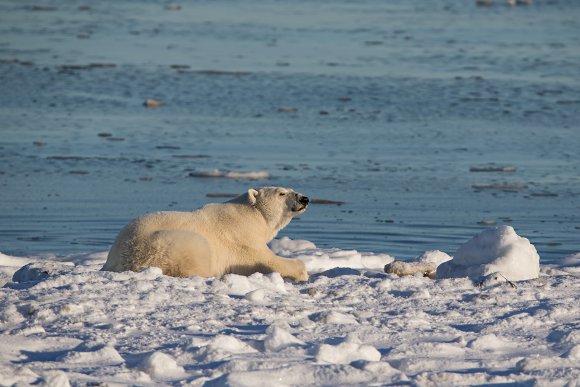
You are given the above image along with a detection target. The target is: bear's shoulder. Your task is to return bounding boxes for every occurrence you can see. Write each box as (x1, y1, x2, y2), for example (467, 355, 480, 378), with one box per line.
(197, 200, 255, 219)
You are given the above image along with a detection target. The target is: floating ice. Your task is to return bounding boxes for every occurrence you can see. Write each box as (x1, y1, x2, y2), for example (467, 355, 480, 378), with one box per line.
(188, 169, 271, 180)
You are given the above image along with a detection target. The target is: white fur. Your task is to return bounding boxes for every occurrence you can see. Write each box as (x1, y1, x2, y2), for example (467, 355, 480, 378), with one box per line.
(102, 187, 309, 281)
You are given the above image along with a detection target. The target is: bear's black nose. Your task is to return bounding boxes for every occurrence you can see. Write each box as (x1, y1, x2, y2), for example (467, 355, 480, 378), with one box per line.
(299, 196, 309, 205)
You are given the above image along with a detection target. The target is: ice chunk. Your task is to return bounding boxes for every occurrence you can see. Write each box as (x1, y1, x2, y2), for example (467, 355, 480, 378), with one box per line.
(437, 226, 539, 281)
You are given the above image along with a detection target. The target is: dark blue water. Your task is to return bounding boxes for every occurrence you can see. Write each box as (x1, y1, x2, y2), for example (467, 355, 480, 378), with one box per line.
(1, 0, 579, 262)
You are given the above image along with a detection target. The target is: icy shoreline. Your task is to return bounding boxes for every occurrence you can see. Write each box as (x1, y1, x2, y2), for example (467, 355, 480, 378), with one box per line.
(1, 235, 578, 386)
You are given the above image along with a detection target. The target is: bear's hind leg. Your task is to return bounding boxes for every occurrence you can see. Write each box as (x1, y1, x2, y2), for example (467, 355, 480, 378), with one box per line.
(147, 230, 213, 277)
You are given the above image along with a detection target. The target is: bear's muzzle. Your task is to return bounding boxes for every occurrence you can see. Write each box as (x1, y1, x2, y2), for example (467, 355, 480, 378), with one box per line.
(292, 194, 309, 212)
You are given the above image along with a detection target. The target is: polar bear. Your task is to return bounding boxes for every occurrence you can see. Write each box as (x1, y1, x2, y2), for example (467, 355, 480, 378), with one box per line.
(102, 187, 309, 281)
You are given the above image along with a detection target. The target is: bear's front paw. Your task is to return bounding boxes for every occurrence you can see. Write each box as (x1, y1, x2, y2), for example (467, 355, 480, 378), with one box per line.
(294, 266, 309, 282)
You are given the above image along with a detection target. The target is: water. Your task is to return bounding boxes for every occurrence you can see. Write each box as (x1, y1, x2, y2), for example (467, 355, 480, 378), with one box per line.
(1, 0, 579, 262)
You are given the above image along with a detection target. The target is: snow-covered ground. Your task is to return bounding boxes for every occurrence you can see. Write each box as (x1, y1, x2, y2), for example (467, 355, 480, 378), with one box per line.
(1, 229, 579, 386)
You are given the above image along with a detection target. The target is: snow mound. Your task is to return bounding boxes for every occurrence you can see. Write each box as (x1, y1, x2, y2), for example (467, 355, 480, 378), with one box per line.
(244, 288, 268, 303)
(557, 253, 580, 275)
(138, 352, 185, 380)
(219, 272, 287, 296)
(264, 325, 305, 352)
(310, 310, 359, 325)
(316, 340, 381, 364)
(0, 252, 39, 268)
(209, 362, 394, 386)
(197, 335, 259, 362)
(12, 262, 74, 283)
(40, 371, 70, 387)
(271, 236, 394, 273)
(563, 345, 580, 360)
(269, 237, 317, 253)
(60, 345, 124, 366)
(208, 335, 258, 354)
(468, 334, 514, 352)
(0, 252, 41, 286)
(437, 226, 540, 281)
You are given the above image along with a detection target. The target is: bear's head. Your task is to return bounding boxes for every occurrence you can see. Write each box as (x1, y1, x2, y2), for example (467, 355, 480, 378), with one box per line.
(247, 186, 309, 234)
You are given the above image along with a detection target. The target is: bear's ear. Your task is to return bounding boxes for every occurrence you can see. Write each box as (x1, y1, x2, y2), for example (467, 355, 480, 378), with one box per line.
(247, 188, 259, 205)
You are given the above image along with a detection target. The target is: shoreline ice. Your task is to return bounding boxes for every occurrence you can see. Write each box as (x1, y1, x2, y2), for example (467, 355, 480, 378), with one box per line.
(1, 228, 578, 385)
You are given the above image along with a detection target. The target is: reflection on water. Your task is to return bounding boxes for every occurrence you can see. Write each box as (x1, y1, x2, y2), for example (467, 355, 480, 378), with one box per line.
(0, 0, 579, 262)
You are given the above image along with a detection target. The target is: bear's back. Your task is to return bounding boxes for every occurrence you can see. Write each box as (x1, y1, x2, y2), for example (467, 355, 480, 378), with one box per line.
(119, 202, 261, 247)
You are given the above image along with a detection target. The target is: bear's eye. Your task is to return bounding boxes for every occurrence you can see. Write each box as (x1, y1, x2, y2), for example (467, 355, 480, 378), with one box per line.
(278, 192, 287, 197)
